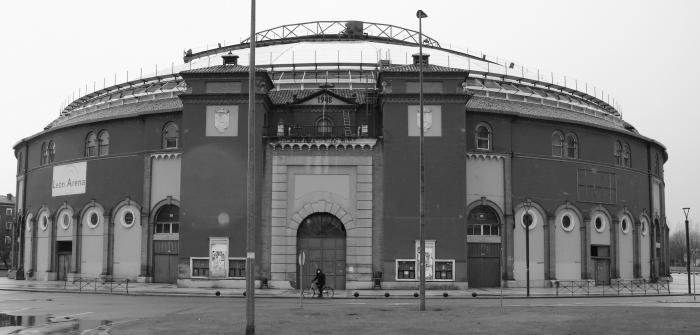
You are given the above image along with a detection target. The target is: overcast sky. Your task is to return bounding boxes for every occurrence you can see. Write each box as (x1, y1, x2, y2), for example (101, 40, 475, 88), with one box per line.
(1, 0, 698, 232)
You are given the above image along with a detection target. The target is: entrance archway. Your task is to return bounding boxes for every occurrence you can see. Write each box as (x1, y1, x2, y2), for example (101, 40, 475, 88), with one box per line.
(297, 213, 346, 290)
(466, 205, 501, 287)
(153, 204, 179, 284)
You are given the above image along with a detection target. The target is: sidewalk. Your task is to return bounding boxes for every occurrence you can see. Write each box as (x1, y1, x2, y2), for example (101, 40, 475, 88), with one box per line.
(0, 274, 693, 299)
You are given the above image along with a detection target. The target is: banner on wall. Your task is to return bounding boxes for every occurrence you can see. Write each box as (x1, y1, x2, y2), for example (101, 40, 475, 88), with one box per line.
(52, 162, 87, 197)
(415, 240, 436, 280)
(209, 237, 229, 278)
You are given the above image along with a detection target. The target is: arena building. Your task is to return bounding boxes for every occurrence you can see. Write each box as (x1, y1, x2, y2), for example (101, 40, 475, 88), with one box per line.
(12, 20, 669, 289)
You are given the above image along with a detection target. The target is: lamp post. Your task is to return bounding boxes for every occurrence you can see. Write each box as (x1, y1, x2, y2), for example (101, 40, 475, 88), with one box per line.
(523, 199, 533, 297)
(683, 207, 691, 296)
(416, 8, 428, 312)
(246, 0, 257, 333)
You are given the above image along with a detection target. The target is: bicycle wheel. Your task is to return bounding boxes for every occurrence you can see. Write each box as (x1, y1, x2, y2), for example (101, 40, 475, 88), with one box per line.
(323, 287, 334, 298)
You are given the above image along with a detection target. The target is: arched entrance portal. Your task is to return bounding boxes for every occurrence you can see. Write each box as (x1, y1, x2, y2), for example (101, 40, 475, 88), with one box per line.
(153, 204, 179, 284)
(466, 205, 501, 287)
(297, 213, 346, 290)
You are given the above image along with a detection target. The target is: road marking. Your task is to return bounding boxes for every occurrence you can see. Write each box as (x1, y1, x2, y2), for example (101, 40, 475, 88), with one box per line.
(80, 319, 138, 335)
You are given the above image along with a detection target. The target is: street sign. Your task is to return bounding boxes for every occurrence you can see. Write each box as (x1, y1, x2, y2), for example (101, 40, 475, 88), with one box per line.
(298, 251, 306, 266)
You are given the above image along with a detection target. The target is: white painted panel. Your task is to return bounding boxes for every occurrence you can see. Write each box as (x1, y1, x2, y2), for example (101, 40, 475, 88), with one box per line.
(640, 222, 651, 279)
(466, 157, 504, 210)
(555, 210, 581, 280)
(618, 228, 634, 279)
(652, 180, 661, 218)
(151, 157, 181, 209)
(513, 208, 545, 281)
(113, 206, 141, 279)
(81, 218, 104, 277)
(590, 213, 610, 246)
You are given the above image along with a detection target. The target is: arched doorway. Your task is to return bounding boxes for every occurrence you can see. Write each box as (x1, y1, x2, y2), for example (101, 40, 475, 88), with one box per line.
(466, 205, 501, 287)
(153, 204, 179, 283)
(297, 213, 346, 290)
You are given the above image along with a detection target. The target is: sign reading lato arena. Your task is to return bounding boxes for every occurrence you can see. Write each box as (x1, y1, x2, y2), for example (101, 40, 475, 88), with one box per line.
(52, 162, 87, 197)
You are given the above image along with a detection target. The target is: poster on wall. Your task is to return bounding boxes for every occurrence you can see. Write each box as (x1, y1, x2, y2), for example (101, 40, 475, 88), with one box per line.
(415, 240, 435, 280)
(209, 237, 229, 278)
(52, 162, 87, 197)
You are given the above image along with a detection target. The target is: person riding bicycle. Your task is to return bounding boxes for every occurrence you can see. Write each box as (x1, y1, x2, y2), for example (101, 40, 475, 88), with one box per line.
(311, 268, 326, 298)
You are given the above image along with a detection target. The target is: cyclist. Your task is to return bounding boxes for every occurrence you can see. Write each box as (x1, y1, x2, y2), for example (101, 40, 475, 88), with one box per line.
(311, 268, 326, 298)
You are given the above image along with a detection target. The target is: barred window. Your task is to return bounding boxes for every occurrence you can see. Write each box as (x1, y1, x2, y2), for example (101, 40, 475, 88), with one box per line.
(397, 260, 416, 280)
(98, 130, 110, 156)
(228, 259, 246, 278)
(191, 258, 209, 277)
(622, 143, 631, 168)
(85, 132, 97, 157)
(40, 142, 48, 165)
(434, 261, 454, 280)
(552, 131, 564, 157)
(614, 141, 622, 165)
(163, 122, 179, 149)
(48, 141, 55, 163)
(475, 123, 492, 151)
(566, 133, 578, 159)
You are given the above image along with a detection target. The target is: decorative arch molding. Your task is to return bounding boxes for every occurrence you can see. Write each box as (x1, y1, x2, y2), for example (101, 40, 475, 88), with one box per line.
(465, 197, 505, 226)
(638, 211, 651, 228)
(513, 199, 547, 219)
(149, 197, 181, 225)
(110, 197, 143, 219)
(78, 200, 106, 221)
(54, 202, 76, 231)
(616, 207, 635, 233)
(289, 200, 354, 232)
(589, 205, 613, 222)
(25, 212, 35, 232)
(36, 205, 53, 231)
(553, 201, 583, 222)
(513, 199, 548, 230)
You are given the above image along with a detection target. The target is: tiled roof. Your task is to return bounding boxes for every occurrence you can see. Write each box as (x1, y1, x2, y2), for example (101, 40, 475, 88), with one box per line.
(380, 64, 466, 73)
(466, 96, 626, 131)
(0, 195, 15, 205)
(47, 98, 183, 129)
(180, 65, 268, 74)
(268, 89, 370, 105)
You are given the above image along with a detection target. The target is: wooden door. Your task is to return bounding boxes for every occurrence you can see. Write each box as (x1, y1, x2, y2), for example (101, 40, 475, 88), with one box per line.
(57, 253, 70, 281)
(154, 240, 179, 284)
(297, 213, 346, 290)
(467, 243, 500, 287)
(595, 259, 610, 285)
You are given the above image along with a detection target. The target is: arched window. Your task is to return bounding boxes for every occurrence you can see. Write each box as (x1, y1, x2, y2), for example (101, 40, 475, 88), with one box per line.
(48, 141, 55, 163)
(614, 141, 622, 165)
(162, 122, 179, 149)
(565, 133, 578, 159)
(316, 117, 333, 136)
(85, 132, 97, 157)
(475, 123, 492, 151)
(551, 131, 564, 157)
(622, 143, 631, 167)
(98, 130, 110, 156)
(467, 205, 499, 236)
(155, 204, 179, 234)
(40, 142, 47, 165)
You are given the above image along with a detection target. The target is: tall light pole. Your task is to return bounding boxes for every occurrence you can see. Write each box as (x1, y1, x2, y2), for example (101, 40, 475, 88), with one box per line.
(246, 0, 257, 333)
(684, 207, 691, 296)
(523, 199, 532, 297)
(416, 9, 428, 312)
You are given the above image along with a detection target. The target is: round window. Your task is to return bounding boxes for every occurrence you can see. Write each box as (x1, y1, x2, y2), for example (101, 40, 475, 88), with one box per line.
(561, 214, 574, 232)
(641, 221, 648, 236)
(40, 216, 48, 231)
(121, 209, 135, 228)
(87, 211, 101, 229)
(60, 213, 71, 230)
(621, 218, 630, 234)
(594, 216, 606, 233)
(26, 216, 33, 231)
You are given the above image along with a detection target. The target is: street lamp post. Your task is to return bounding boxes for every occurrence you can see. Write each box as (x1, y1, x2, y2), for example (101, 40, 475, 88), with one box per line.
(523, 199, 533, 297)
(683, 207, 691, 296)
(416, 8, 428, 312)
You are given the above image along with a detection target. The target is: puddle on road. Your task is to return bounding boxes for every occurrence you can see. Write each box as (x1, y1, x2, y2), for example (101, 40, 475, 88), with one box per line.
(0, 313, 113, 334)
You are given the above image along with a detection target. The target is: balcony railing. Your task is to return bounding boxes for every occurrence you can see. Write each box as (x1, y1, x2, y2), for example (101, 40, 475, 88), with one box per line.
(271, 125, 370, 139)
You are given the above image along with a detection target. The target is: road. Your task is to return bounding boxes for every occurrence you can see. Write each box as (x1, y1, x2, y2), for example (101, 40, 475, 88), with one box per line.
(0, 291, 699, 334)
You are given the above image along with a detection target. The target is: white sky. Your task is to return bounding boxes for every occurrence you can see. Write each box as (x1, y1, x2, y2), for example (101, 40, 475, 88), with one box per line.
(1, 0, 698, 232)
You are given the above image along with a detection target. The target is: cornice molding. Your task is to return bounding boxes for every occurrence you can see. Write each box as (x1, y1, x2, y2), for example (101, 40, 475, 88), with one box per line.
(268, 138, 378, 151)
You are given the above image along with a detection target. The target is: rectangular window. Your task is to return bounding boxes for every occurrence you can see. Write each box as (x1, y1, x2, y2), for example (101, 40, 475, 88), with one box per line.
(591, 245, 610, 258)
(171, 223, 179, 234)
(228, 259, 246, 278)
(5, 208, 12, 216)
(191, 258, 209, 277)
(396, 260, 416, 280)
(434, 260, 454, 280)
(205, 81, 242, 94)
(467, 224, 499, 236)
(155, 223, 166, 233)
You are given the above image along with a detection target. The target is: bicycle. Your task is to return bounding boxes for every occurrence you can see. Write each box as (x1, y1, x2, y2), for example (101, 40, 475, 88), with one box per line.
(302, 284, 334, 298)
